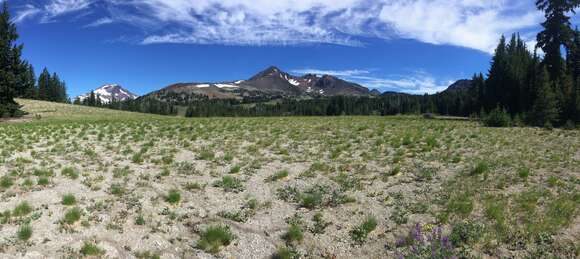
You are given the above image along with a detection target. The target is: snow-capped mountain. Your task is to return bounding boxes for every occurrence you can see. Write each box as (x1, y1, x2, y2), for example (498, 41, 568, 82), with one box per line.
(147, 66, 371, 101)
(77, 84, 139, 104)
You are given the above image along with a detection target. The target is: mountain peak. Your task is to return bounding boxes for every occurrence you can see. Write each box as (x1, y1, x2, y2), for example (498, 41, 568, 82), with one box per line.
(77, 84, 139, 103)
(264, 66, 281, 73)
(444, 79, 473, 92)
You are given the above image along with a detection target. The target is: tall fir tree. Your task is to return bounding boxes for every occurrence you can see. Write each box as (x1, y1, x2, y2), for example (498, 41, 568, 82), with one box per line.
(568, 28, 580, 121)
(21, 63, 37, 98)
(485, 35, 509, 111)
(536, 0, 580, 80)
(37, 68, 51, 101)
(49, 72, 67, 102)
(531, 66, 559, 127)
(0, 2, 25, 117)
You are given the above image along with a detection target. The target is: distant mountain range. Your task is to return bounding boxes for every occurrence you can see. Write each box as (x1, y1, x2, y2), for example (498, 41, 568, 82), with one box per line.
(144, 66, 376, 103)
(76, 84, 139, 103)
(77, 67, 472, 103)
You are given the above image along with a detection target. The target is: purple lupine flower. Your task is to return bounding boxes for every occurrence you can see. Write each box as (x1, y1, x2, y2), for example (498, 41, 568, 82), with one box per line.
(413, 223, 423, 243)
(442, 236, 452, 250)
(396, 236, 406, 247)
(431, 243, 437, 258)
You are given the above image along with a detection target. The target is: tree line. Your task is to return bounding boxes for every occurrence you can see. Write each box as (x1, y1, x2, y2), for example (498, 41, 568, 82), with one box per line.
(0, 2, 68, 118)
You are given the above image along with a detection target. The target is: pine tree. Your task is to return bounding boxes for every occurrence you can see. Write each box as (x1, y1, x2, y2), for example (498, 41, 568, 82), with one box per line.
(536, 0, 580, 80)
(485, 35, 509, 111)
(49, 73, 67, 102)
(37, 68, 51, 101)
(0, 2, 25, 117)
(531, 66, 559, 127)
(21, 63, 37, 98)
(88, 91, 96, 106)
(568, 28, 580, 122)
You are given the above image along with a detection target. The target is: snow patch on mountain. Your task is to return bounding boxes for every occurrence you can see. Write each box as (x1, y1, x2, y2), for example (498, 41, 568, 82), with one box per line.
(288, 79, 300, 86)
(215, 84, 238, 88)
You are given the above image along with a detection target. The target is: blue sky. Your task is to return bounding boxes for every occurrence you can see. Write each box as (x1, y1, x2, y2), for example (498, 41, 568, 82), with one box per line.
(6, 0, 569, 97)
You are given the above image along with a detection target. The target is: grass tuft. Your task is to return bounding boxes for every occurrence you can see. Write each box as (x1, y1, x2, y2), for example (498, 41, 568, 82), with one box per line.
(165, 189, 181, 204)
(197, 225, 236, 254)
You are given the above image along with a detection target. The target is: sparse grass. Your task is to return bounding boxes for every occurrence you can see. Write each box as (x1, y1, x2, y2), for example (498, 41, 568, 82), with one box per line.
(213, 176, 244, 192)
(272, 246, 300, 259)
(184, 181, 203, 191)
(61, 167, 79, 179)
(80, 241, 104, 256)
(13, 202, 32, 217)
(63, 207, 82, 224)
(135, 214, 146, 225)
(197, 225, 236, 254)
(0, 100, 576, 258)
(135, 251, 161, 259)
(0, 176, 13, 189)
(300, 192, 322, 209)
(518, 167, 530, 180)
(198, 150, 215, 161)
(282, 224, 304, 244)
(447, 194, 474, 218)
(61, 194, 76, 206)
(110, 183, 125, 196)
(311, 212, 331, 234)
(165, 189, 181, 204)
(267, 170, 289, 182)
(471, 161, 490, 176)
(350, 215, 377, 244)
(229, 165, 241, 174)
(37, 177, 49, 186)
(17, 224, 32, 241)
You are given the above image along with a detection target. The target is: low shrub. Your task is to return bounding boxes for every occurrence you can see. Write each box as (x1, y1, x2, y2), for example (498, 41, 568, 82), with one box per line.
(483, 107, 511, 127)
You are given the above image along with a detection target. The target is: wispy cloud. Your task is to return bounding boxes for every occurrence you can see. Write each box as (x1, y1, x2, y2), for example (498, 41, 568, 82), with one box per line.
(12, 4, 40, 23)
(13, 0, 94, 23)
(12, 0, 542, 53)
(84, 17, 113, 27)
(45, 0, 92, 17)
(292, 68, 453, 94)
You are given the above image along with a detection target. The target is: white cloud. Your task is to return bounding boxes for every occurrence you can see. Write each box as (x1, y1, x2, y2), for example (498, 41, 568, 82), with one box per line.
(13, 0, 93, 23)
(12, 4, 40, 23)
(292, 68, 453, 94)
(378, 0, 543, 53)
(45, 0, 92, 16)
(84, 17, 113, 27)
(13, 0, 543, 52)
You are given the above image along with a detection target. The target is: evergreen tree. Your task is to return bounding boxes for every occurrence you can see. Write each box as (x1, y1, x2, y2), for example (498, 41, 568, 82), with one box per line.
(49, 73, 67, 102)
(536, 0, 580, 80)
(21, 63, 37, 98)
(0, 2, 25, 117)
(37, 68, 51, 101)
(568, 29, 580, 121)
(88, 91, 96, 106)
(531, 66, 559, 127)
(485, 35, 509, 111)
